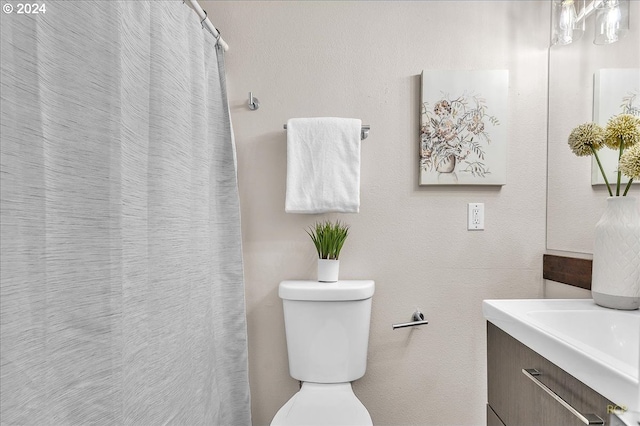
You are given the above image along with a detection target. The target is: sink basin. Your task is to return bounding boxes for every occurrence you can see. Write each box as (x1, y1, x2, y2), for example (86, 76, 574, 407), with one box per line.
(527, 309, 639, 375)
(483, 299, 640, 413)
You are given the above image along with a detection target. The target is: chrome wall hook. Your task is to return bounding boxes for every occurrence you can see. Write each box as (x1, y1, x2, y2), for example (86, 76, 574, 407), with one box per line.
(248, 92, 260, 110)
(392, 308, 429, 330)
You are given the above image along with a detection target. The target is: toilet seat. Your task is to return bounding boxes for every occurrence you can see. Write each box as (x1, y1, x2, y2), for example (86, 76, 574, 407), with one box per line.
(270, 382, 373, 426)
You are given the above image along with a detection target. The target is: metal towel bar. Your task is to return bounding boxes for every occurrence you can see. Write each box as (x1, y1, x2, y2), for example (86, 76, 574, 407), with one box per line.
(283, 124, 370, 140)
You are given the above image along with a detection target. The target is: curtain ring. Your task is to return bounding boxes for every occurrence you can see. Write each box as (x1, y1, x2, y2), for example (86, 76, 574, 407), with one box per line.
(200, 9, 207, 29)
(214, 27, 222, 43)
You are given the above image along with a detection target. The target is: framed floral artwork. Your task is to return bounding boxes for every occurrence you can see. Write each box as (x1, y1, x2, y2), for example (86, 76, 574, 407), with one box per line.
(592, 68, 640, 186)
(420, 70, 509, 185)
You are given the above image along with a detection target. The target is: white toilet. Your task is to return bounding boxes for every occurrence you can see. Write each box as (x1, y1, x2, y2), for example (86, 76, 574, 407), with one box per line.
(271, 280, 375, 426)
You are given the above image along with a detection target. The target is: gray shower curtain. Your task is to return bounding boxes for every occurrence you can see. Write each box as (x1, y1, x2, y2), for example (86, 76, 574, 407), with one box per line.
(0, 1, 251, 424)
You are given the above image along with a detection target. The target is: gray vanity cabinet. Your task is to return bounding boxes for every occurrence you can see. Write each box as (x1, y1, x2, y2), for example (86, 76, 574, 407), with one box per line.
(487, 322, 614, 426)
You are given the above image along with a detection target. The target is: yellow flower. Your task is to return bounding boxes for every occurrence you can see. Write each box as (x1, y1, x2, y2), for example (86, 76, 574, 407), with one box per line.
(619, 143, 640, 180)
(604, 114, 640, 149)
(568, 123, 605, 156)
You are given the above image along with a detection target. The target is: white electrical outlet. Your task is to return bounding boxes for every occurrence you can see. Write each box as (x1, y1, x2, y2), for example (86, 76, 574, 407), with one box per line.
(467, 203, 485, 231)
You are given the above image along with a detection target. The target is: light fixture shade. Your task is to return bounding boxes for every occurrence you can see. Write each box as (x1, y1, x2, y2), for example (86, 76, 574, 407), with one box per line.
(552, 0, 586, 46)
(594, 0, 630, 45)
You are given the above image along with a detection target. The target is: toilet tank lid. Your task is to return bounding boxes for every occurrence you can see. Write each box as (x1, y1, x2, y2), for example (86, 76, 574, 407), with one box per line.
(279, 280, 375, 301)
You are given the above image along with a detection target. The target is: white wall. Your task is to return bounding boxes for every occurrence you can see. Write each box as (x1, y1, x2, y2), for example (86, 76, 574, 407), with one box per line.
(544, 280, 592, 298)
(204, 1, 550, 425)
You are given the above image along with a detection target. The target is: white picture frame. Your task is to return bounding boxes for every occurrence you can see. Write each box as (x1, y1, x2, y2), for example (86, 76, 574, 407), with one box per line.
(419, 69, 509, 186)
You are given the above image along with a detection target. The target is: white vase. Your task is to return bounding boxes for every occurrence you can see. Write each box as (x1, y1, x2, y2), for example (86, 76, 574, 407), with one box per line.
(317, 259, 339, 283)
(592, 196, 640, 310)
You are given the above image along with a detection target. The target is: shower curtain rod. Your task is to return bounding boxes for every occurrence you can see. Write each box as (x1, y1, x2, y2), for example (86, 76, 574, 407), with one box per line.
(188, 0, 229, 51)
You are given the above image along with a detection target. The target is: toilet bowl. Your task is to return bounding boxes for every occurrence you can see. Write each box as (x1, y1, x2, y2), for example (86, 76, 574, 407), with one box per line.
(271, 382, 372, 426)
(271, 280, 375, 426)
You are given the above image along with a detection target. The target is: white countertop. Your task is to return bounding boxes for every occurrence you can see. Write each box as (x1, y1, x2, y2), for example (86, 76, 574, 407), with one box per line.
(483, 299, 640, 414)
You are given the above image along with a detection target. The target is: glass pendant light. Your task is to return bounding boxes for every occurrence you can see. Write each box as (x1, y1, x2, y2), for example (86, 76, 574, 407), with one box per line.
(594, 0, 629, 44)
(552, 0, 585, 45)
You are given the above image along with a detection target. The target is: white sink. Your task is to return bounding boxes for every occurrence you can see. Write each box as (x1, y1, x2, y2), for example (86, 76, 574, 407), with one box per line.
(483, 299, 640, 413)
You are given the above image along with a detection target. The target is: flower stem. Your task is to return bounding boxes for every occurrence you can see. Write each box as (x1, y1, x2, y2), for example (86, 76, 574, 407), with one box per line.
(591, 146, 613, 196)
(623, 178, 634, 196)
(616, 139, 624, 196)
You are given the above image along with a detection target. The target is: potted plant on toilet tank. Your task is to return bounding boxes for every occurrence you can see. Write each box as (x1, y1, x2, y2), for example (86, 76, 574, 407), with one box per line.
(307, 220, 349, 282)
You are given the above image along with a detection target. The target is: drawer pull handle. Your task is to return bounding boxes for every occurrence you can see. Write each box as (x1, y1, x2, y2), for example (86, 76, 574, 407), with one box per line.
(522, 369, 604, 425)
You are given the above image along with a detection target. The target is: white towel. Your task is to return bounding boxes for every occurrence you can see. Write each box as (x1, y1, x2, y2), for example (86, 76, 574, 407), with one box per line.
(285, 117, 362, 214)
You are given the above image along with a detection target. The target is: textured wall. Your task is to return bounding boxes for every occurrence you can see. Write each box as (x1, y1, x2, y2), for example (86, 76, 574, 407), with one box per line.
(203, 1, 550, 425)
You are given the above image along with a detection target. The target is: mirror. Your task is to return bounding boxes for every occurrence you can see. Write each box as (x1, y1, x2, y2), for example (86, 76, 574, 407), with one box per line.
(546, 0, 640, 254)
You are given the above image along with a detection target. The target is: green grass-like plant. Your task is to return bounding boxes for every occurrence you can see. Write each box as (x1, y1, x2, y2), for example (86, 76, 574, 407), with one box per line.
(306, 220, 350, 260)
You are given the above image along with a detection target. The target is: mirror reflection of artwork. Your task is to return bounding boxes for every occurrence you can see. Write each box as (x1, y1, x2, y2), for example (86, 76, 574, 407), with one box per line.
(592, 68, 640, 185)
(419, 70, 508, 186)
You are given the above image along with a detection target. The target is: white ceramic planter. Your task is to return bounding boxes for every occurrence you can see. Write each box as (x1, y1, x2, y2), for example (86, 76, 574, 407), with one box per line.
(592, 196, 640, 310)
(317, 259, 339, 283)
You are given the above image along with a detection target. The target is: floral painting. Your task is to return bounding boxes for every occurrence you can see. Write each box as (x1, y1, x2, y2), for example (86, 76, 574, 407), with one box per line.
(592, 69, 640, 186)
(420, 70, 508, 185)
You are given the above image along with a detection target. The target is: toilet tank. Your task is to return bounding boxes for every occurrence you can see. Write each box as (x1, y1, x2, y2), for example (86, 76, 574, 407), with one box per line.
(279, 280, 375, 383)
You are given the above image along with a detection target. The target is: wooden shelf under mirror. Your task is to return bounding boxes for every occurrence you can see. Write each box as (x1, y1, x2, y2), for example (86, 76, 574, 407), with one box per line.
(542, 254, 592, 290)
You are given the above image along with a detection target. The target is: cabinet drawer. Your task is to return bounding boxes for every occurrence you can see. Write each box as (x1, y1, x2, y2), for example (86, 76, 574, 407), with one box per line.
(487, 322, 613, 426)
(487, 404, 506, 426)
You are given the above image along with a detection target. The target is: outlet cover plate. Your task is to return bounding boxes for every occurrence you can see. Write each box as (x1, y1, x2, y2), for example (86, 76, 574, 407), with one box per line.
(468, 203, 485, 231)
